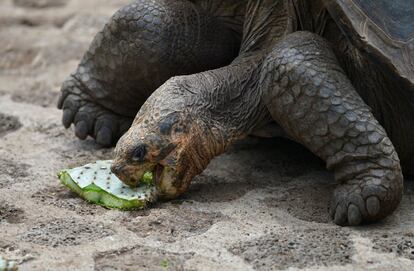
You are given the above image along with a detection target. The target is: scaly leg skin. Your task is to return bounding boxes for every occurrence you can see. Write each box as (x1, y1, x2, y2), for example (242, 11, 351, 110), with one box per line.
(261, 32, 403, 226)
(58, 0, 241, 146)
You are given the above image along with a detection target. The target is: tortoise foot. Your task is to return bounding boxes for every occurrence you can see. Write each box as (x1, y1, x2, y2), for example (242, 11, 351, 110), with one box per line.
(58, 77, 132, 147)
(330, 176, 401, 226)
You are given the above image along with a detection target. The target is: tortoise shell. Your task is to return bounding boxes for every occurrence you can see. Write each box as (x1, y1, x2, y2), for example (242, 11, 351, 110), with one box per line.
(324, 0, 414, 84)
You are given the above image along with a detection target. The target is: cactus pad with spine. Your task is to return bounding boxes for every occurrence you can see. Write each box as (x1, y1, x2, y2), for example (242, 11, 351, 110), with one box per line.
(58, 160, 157, 210)
(0, 256, 17, 271)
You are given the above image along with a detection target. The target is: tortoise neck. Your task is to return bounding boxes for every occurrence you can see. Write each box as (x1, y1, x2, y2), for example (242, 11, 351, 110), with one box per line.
(183, 54, 272, 167)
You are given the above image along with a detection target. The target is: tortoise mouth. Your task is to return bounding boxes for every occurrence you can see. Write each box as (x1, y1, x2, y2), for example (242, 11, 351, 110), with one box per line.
(154, 164, 164, 185)
(117, 162, 176, 190)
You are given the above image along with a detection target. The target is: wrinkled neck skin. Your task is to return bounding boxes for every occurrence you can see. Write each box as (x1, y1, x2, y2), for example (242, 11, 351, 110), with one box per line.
(182, 0, 294, 166)
(181, 55, 272, 170)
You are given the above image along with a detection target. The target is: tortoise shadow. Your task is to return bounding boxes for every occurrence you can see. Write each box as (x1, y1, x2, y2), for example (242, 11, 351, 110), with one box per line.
(180, 137, 335, 223)
(181, 137, 414, 225)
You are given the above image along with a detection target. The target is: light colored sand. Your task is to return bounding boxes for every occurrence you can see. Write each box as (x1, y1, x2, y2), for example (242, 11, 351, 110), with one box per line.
(0, 0, 413, 270)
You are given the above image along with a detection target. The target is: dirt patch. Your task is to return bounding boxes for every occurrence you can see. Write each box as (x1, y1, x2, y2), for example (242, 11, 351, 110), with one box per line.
(0, 113, 22, 137)
(0, 47, 38, 70)
(31, 185, 106, 216)
(94, 245, 194, 271)
(186, 174, 256, 203)
(62, 14, 110, 32)
(11, 81, 58, 107)
(0, 202, 25, 224)
(0, 241, 36, 265)
(122, 204, 224, 242)
(230, 227, 353, 270)
(371, 232, 414, 260)
(0, 158, 29, 189)
(263, 177, 334, 224)
(13, 0, 68, 9)
(20, 218, 113, 247)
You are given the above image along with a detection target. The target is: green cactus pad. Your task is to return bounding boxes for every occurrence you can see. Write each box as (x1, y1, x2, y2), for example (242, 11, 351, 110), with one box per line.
(58, 160, 157, 210)
(141, 171, 154, 186)
(0, 256, 17, 271)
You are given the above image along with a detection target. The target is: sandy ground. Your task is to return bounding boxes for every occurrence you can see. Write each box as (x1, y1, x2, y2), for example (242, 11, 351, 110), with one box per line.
(0, 0, 414, 270)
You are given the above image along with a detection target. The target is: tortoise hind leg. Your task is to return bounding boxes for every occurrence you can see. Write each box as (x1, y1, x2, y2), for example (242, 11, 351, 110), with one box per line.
(58, 0, 241, 146)
(261, 31, 403, 225)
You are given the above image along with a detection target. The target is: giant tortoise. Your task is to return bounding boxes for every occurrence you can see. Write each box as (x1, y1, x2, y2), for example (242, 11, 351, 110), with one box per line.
(58, 0, 414, 226)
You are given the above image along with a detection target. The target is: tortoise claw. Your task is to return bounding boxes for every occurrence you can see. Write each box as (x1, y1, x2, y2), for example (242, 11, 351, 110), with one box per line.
(58, 77, 132, 146)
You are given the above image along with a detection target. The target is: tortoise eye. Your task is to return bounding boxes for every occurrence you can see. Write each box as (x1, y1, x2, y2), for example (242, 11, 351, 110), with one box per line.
(132, 144, 147, 162)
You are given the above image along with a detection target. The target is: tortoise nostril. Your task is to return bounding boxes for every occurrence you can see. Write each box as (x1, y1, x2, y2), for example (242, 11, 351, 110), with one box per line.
(132, 144, 147, 162)
(111, 164, 125, 175)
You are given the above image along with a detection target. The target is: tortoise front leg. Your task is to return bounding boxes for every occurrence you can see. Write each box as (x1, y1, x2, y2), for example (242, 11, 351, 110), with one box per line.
(261, 31, 403, 225)
(58, 0, 242, 146)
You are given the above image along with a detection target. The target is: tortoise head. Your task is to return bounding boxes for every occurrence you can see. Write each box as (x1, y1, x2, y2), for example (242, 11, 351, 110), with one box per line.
(111, 79, 213, 198)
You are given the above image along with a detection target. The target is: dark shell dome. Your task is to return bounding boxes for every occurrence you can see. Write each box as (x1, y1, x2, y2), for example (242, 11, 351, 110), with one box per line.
(353, 0, 414, 42)
(325, 0, 414, 83)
